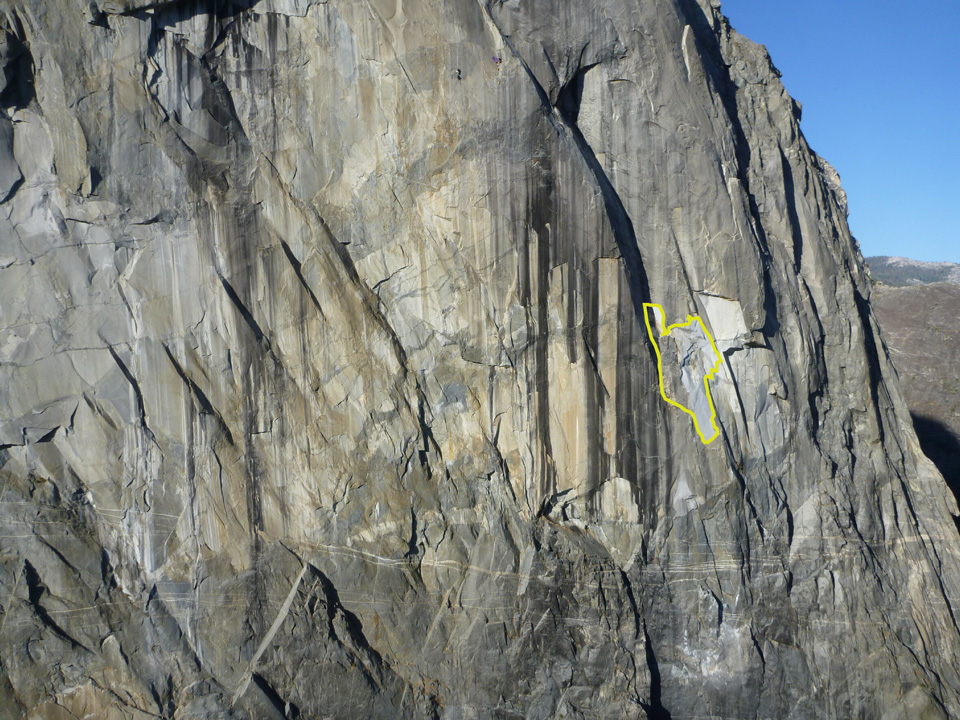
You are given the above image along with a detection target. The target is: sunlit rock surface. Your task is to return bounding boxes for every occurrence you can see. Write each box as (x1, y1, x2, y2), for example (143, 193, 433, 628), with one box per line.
(644, 304, 722, 443)
(2, 0, 960, 718)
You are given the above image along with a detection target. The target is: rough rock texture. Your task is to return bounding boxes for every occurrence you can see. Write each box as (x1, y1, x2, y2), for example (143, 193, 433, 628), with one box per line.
(2, 0, 960, 718)
(645, 305, 722, 443)
(871, 282, 960, 511)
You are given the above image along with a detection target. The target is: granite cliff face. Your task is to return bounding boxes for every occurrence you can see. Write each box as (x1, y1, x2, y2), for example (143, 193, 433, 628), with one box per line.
(2, 1, 960, 718)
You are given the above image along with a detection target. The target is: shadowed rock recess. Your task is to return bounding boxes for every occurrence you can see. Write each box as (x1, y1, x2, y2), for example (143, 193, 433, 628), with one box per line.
(1, 0, 959, 718)
(869, 282, 960, 514)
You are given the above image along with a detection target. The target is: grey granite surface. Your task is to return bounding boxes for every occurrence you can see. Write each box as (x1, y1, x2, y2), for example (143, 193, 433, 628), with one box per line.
(1, 1, 959, 717)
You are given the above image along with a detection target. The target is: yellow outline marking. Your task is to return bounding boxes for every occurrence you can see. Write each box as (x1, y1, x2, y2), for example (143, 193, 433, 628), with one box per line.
(643, 302, 722, 445)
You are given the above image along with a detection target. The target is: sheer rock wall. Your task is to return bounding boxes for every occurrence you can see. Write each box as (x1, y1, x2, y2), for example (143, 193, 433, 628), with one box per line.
(2, 0, 960, 718)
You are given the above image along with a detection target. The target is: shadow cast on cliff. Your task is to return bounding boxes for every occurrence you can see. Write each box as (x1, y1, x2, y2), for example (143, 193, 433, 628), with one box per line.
(912, 413, 960, 531)
(120, 0, 263, 22)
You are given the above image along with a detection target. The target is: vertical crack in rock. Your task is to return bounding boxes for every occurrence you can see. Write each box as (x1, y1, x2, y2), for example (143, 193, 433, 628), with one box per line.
(482, 3, 653, 318)
(641, 620, 671, 720)
(481, 0, 666, 521)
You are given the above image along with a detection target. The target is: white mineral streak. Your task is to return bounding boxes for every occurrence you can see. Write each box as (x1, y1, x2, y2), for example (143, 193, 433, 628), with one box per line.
(231, 561, 308, 705)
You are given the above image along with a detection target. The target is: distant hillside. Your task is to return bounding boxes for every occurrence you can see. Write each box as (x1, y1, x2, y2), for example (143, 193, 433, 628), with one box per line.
(867, 256, 960, 287)
(872, 282, 960, 498)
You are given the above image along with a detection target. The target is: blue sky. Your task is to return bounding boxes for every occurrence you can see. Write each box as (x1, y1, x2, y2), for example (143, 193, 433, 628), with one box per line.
(719, 1, 959, 263)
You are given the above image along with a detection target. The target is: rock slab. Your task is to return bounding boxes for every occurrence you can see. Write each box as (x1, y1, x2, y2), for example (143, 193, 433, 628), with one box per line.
(2, 1, 960, 718)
